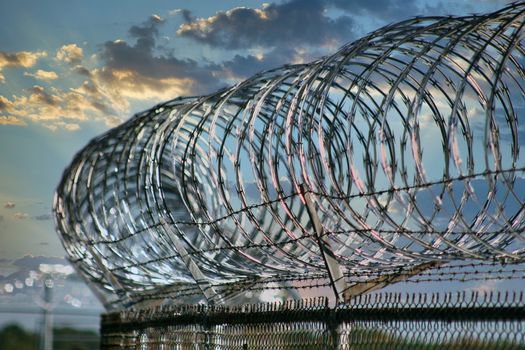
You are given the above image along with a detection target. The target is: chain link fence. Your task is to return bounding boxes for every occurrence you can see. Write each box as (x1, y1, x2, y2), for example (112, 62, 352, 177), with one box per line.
(101, 292, 525, 349)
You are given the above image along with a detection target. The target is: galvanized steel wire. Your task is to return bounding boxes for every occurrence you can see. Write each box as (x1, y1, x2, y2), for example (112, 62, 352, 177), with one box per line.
(54, 3, 525, 309)
(100, 291, 525, 349)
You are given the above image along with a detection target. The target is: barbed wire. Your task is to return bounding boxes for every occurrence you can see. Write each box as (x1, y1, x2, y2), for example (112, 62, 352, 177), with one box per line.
(101, 260, 525, 308)
(86, 164, 525, 246)
(54, 3, 525, 309)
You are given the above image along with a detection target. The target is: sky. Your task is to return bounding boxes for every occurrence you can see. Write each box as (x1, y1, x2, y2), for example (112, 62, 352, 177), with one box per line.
(0, 0, 516, 321)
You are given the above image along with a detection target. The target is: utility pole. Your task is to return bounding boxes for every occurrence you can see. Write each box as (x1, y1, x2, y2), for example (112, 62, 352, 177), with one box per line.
(40, 275, 53, 350)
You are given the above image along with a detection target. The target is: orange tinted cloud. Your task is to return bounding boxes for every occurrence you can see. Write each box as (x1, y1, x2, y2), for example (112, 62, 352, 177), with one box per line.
(24, 69, 58, 81)
(56, 44, 83, 64)
(0, 50, 47, 83)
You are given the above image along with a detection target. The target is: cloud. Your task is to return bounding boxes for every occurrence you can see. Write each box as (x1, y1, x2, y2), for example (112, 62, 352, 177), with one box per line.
(329, 0, 419, 20)
(0, 116, 26, 126)
(4, 201, 15, 209)
(0, 9, 344, 131)
(64, 123, 80, 131)
(151, 14, 162, 22)
(0, 16, 224, 131)
(0, 81, 120, 130)
(0, 50, 47, 83)
(0, 95, 10, 110)
(24, 69, 58, 81)
(0, 52, 124, 130)
(0, 51, 47, 69)
(94, 15, 224, 101)
(177, 0, 355, 49)
(0, 23, 212, 130)
(168, 9, 183, 17)
(28, 85, 60, 106)
(467, 279, 501, 293)
(218, 46, 316, 81)
(72, 65, 91, 76)
(13, 212, 29, 220)
(56, 44, 83, 64)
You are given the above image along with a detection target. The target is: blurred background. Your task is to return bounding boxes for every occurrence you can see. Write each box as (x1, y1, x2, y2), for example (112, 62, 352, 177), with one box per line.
(0, 256, 102, 349)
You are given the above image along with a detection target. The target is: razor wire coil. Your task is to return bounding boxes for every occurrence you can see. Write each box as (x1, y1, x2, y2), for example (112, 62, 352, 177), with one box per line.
(54, 3, 525, 309)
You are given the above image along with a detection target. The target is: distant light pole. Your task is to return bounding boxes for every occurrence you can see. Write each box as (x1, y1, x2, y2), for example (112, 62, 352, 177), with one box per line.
(40, 275, 53, 350)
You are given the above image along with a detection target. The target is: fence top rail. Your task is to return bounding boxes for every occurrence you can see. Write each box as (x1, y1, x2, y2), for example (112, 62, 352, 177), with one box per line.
(100, 291, 525, 331)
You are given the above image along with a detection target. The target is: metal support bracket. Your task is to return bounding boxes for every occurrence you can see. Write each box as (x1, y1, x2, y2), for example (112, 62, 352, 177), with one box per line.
(342, 260, 444, 298)
(161, 219, 221, 303)
(301, 184, 348, 303)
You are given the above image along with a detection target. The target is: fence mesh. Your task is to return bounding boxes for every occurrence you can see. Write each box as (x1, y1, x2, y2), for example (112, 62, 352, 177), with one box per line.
(101, 291, 525, 349)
